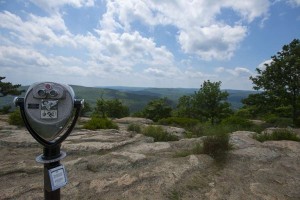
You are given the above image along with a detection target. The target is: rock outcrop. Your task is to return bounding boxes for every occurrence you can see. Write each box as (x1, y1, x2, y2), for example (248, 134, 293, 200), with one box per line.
(0, 117, 299, 199)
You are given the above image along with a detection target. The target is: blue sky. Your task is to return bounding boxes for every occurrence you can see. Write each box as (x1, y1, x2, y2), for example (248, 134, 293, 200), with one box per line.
(0, 0, 300, 90)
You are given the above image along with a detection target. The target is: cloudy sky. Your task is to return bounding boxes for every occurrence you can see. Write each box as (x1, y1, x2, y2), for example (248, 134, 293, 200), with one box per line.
(0, 0, 300, 90)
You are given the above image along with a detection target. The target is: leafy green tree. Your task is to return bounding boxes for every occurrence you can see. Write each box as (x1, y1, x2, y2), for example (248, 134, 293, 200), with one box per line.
(0, 76, 24, 97)
(142, 98, 172, 122)
(106, 99, 129, 118)
(94, 97, 129, 118)
(250, 39, 300, 125)
(241, 92, 275, 118)
(94, 97, 107, 118)
(0, 77, 24, 114)
(193, 80, 232, 124)
(176, 95, 194, 118)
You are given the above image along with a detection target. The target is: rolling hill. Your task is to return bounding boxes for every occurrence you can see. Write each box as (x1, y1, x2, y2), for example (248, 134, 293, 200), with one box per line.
(0, 85, 258, 114)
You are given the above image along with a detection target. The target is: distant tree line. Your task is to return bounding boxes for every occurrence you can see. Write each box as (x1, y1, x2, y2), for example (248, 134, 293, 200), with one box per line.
(86, 80, 233, 125)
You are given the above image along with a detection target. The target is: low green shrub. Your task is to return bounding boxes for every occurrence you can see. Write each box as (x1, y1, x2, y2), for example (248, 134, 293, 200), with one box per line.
(254, 129, 300, 142)
(0, 105, 12, 114)
(187, 123, 205, 137)
(142, 125, 179, 142)
(174, 135, 230, 160)
(202, 124, 235, 136)
(173, 150, 192, 158)
(221, 115, 254, 129)
(127, 123, 142, 133)
(184, 131, 195, 138)
(235, 108, 252, 119)
(295, 117, 300, 128)
(158, 117, 200, 128)
(202, 133, 230, 159)
(263, 114, 293, 128)
(8, 109, 24, 126)
(83, 117, 118, 130)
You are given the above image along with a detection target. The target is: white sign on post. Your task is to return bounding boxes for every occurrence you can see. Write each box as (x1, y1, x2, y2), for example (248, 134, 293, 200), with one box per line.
(48, 165, 68, 191)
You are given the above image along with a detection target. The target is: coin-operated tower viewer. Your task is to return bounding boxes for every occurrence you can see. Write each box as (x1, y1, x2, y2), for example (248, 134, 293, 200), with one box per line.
(14, 82, 84, 200)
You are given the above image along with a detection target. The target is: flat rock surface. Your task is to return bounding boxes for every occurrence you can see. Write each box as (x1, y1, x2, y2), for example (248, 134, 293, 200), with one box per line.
(0, 117, 300, 200)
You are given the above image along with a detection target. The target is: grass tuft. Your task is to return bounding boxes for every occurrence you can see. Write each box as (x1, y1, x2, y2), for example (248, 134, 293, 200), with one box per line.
(83, 117, 118, 130)
(127, 123, 142, 133)
(254, 129, 300, 142)
(142, 125, 179, 142)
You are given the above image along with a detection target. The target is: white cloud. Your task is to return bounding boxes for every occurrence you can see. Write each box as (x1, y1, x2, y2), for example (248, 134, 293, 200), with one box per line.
(0, 46, 90, 78)
(215, 66, 253, 77)
(100, 0, 270, 60)
(288, 0, 300, 7)
(0, 46, 54, 68)
(227, 67, 253, 76)
(215, 67, 225, 73)
(178, 24, 247, 60)
(224, 0, 270, 22)
(257, 59, 273, 70)
(144, 68, 166, 77)
(29, 0, 95, 13)
(0, 11, 76, 47)
(86, 30, 176, 75)
(0, 1, 275, 89)
(0, 9, 177, 81)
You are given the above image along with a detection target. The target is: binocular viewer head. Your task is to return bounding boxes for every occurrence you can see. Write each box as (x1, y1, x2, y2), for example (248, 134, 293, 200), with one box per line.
(15, 82, 82, 144)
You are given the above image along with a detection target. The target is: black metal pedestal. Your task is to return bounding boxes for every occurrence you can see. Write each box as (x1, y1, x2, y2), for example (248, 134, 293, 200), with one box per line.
(36, 145, 67, 200)
(44, 146, 61, 200)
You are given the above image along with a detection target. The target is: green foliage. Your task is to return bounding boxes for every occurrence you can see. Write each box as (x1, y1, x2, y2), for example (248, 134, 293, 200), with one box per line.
(254, 129, 300, 142)
(250, 39, 300, 125)
(202, 133, 230, 159)
(94, 98, 129, 118)
(274, 106, 292, 118)
(0, 105, 12, 114)
(176, 95, 194, 118)
(194, 80, 232, 124)
(158, 117, 200, 128)
(242, 93, 274, 118)
(188, 122, 240, 138)
(0, 77, 24, 97)
(186, 123, 205, 137)
(235, 108, 252, 119)
(8, 109, 24, 126)
(131, 111, 144, 117)
(263, 114, 293, 128)
(83, 117, 118, 130)
(141, 98, 172, 122)
(173, 150, 193, 158)
(142, 125, 179, 142)
(106, 99, 129, 118)
(202, 124, 236, 136)
(175, 80, 232, 125)
(173, 134, 230, 161)
(127, 123, 142, 133)
(221, 115, 254, 129)
(80, 101, 92, 117)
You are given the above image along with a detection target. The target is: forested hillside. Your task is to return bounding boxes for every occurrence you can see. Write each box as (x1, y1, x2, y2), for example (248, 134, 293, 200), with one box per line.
(0, 85, 256, 113)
